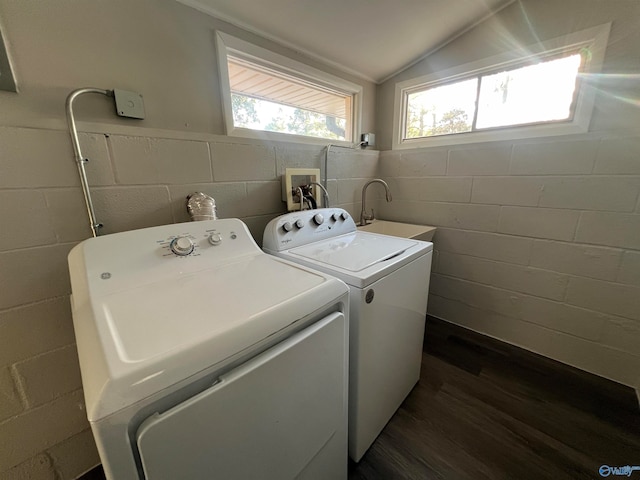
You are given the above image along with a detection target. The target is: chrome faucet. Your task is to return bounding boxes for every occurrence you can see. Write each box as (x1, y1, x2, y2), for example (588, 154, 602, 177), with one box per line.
(360, 179, 392, 226)
(308, 182, 330, 208)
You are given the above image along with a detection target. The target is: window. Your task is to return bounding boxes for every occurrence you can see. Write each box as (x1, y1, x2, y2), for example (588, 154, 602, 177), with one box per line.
(393, 23, 611, 149)
(216, 32, 362, 144)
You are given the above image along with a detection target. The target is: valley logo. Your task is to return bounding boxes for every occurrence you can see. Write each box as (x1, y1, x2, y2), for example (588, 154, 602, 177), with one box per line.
(599, 465, 640, 477)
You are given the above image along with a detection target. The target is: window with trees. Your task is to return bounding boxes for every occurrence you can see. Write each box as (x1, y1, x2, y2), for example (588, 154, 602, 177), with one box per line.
(393, 23, 610, 149)
(216, 32, 362, 144)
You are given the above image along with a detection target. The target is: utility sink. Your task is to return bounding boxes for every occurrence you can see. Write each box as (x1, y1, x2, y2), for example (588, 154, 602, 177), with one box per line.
(357, 220, 436, 242)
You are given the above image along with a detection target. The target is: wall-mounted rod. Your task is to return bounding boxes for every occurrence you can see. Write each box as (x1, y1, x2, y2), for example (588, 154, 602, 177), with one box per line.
(65, 88, 113, 237)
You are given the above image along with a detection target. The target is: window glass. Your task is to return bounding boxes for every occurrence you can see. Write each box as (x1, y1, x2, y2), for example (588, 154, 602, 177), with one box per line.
(216, 32, 362, 144)
(476, 53, 582, 129)
(228, 56, 351, 140)
(405, 78, 477, 138)
(393, 22, 610, 149)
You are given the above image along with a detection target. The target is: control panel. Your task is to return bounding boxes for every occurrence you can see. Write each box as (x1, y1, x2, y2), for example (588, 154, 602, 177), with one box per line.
(262, 208, 357, 252)
(77, 218, 261, 296)
(157, 223, 246, 259)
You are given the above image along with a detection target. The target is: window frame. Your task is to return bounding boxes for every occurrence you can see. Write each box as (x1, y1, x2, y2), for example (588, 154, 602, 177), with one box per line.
(392, 23, 611, 150)
(216, 31, 363, 146)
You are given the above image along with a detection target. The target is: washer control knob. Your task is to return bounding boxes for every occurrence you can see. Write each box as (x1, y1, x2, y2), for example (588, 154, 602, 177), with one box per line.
(313, 213, 324, 225)
(341, 212, 349, 221)
(170, 236, 194, 256)
(331, 213, 341, 221)
(282, 221, 293, 232)
(295, 219, 305, 229)
(208, 233, 223, 246)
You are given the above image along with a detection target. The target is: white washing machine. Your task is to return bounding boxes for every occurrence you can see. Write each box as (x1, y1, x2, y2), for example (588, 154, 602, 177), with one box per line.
(263, 208, 433, 462)
(68, 218, 350, 480)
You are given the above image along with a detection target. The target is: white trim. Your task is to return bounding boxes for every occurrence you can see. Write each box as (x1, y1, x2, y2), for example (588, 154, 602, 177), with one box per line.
(216, 31, 363, 146)
(392, 22, 611, 150)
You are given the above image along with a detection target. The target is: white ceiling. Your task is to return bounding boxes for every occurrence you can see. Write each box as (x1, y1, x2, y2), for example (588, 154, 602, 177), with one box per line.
(178, 0, 513, 83)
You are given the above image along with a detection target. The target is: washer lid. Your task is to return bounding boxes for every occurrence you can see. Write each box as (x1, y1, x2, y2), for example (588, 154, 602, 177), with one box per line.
(289, 232, 417, 272)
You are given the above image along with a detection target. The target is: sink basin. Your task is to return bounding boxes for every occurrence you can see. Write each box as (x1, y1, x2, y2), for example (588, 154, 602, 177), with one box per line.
(357, 220, 436, 241)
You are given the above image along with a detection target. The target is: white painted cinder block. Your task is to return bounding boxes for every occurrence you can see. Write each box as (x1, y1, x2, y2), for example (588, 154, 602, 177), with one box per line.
(110, 136, 212, 185)
(46, 429, 100, 480)
(150, 138, 212, 184)
(42, 188, 93, 243)
(421, 202, 500, 232)
(0, 190, 57, 250)
(108, 135, 155, 184)
(575, 211, 640, 249)
(246, 181, 287, 216)
(91, 186, 174, 235)
(447, 145, 512, 176)
(13, 345, 82, 408)
(601, 317, 640, 356)
(0, 367, 23, 423)
(0, 453, 55, 480)
(0, 244, 74, 311)
(471, 176, 544, 206)
(566, 276, 640, 321)
(0, 128, 82, 188)
(275, 144, 323, 176)
(428, 295, 640, 387)
(0, 298, 75, 366)
(433, 228, 533, 265)
(399, 149, 448, 176)
(529, 240, 623, 282)
(0, 390, 88, 471)
(617, 251, 640, 286)
(594, 137, 640, 174)
(538, 176, 640, 212)
(490, 262, 569, 301)
(378, 150, 402, 177)
(498, 206, 580, 241)
(510, 138, 599, 175)
(76, 133, 115, 187)
(210, 142, 276, 181)
(332, 150, 379, 179)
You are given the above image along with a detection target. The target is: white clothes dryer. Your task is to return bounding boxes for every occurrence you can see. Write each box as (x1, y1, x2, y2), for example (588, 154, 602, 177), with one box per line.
(68, 218, 350, 480)
(263, 208, 433, 462)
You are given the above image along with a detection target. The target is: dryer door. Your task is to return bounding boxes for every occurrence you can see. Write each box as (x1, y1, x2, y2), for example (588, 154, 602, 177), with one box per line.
(136, 312, 347, 480)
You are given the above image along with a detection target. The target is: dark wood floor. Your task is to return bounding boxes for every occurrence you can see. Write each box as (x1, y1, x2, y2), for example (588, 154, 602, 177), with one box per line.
(82, 317, 640, 480)
(349, 317, 640, 480)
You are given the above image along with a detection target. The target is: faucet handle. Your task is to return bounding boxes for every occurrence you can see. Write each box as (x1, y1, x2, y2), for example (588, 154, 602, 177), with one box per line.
(370, 208, 375, 221)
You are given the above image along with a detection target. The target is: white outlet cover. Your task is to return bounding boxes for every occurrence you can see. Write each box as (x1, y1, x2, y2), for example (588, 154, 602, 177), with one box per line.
(114, 89, 145, 119)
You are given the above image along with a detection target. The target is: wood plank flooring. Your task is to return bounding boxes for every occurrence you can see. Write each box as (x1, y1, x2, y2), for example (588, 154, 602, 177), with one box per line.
(349, 317, 640, 480)
(82, 316, 640, 480)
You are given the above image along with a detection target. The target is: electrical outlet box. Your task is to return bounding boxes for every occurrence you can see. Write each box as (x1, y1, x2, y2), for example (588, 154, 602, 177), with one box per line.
(282, 168, 321, 212)
(361, 133, 375, 147)
(114, 89, 145, 119)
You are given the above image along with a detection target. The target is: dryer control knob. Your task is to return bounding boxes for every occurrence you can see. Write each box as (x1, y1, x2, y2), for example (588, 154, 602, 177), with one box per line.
(341, 212, 349, 220)
(282, 221, 293, 232)
(313, 213, 324, 225)
(208, 233, 223, 246)
(295, 219, 305, 229)
(170, 236, 194, 256)
(331, 213, 340, 221)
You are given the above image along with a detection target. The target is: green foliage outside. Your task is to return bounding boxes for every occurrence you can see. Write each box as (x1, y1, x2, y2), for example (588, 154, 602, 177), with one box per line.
(232, 93, 346, 140)
(406, 105, 471, 138)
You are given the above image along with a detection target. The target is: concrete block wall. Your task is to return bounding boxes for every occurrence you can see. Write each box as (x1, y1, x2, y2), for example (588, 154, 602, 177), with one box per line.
(0, 124, 378, 477)
(376, 133, 640, 388)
